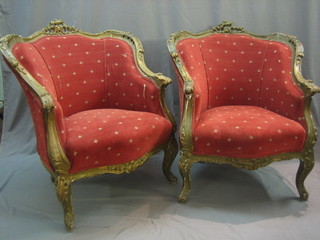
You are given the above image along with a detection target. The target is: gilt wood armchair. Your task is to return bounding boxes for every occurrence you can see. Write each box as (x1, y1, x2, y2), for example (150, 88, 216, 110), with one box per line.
(167, 21, 320, 203)
(0, 20, 178, 230)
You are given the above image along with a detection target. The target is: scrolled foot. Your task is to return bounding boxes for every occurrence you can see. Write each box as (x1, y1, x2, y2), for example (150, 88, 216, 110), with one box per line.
(296, 155, 314, 201)
(299, 191, 309, 201)
(178, 155, 192, 203)
(178, 192, 188, 203)
(65, 212, 74, 232)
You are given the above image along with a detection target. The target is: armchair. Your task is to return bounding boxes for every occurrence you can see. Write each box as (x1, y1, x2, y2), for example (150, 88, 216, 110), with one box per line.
(0, 20, 178, 230)
(167, 21, 320, 203)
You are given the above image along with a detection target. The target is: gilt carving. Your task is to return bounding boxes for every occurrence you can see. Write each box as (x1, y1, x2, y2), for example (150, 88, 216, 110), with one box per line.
(1, 20, 178, 231)
(167, 21, 319, 202)
(211, 20, 248, 34)
(43, 19, 79, 35)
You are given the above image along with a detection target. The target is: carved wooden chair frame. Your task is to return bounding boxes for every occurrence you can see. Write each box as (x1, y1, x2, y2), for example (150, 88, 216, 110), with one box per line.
(167, 21, 320, 203)
(0, 20, 178, 231)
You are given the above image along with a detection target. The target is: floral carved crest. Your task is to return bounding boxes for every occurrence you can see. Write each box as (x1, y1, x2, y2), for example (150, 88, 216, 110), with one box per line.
(43, 19, 80, 35)
(211, 21, 247, 34)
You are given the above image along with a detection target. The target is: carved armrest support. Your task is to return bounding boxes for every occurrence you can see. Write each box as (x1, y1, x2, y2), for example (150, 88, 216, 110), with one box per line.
(179, 79, 195, 152)
(46, 110, 71, 174)
(154, 73, 172, 86)
(183, 79, 194, 97)
(170, 51, 194, 96)
(167, 46, 194, 94)
(303, 80, 320, 96)
(293, 47, 320, 97)
(37, 94, 69, 174)
(295, 76, 320, 97)
(36, 93, 70, 174)
(135, 48, 172, 89)
(153, 73, 176, 130)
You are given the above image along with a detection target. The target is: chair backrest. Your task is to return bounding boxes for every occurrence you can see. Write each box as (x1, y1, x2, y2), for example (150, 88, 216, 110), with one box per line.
(12, 34, 158, 117)
(169, 22, 306, 130)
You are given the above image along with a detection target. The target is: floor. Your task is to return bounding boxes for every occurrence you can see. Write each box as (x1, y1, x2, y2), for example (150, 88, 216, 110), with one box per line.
(0, 149, 320, 240)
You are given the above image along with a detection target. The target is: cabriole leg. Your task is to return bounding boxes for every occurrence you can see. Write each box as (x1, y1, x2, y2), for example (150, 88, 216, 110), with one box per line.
(296, 151, 314, 200)
(178, 155, 192, 203)
(163, 136, 178, 184)
(55, 176, 74, 231)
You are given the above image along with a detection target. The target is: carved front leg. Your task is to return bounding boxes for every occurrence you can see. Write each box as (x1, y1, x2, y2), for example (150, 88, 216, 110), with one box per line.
(296, 151, 315, 200)
(178, 155, 192, 203)
(55, 176, 74, 231)
(163, 135, 178, 184)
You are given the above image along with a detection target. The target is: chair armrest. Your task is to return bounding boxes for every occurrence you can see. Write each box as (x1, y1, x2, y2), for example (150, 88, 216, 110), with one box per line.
(294, 64, 320, 97)
(154, 73, 172, 86)
(1, 46, 70, 173)
(135, 48, 172, 87)
(292, 41, 320, 97)
(297, 78, 320, 97)
(130, 43, 176, 128)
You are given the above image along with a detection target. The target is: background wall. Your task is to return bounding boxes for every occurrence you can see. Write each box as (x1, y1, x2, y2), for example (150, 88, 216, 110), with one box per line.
(0, 1, 320, 239)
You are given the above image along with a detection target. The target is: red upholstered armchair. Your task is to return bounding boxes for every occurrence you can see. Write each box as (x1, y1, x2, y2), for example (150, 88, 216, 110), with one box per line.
(167, 21, 320, 203)
(0, 20, 178, 230)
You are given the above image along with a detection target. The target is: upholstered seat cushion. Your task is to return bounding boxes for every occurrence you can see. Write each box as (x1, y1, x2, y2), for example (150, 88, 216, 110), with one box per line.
(193, 105, 306, 158)
(65, 109, 172, 173)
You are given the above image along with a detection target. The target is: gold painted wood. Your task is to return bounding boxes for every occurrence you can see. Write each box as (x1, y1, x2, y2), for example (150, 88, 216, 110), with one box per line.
(0, 19, 178, 231)
(167, 20, 320, 203)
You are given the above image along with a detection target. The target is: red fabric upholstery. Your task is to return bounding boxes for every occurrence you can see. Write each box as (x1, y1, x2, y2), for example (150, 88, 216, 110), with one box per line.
(176, 34, 307, 158)
(65, 109, 172, 173)
(193, 106, 306, 158)
(11, 34, 170, 173)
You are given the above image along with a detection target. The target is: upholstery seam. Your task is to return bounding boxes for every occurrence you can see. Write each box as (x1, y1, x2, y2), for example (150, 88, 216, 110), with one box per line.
(103, 38, 108, 108)
(28, 41, 67, 165)
(31, 41, 59, 101)
(257, 37, 271, 107)
(197, 38, 209, 111)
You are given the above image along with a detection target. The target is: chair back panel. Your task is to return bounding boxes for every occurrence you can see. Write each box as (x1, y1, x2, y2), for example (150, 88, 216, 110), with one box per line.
(199, 34, 263, 108)
(30, 35, 107, 117)
(12, 35, 164, 117)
